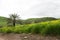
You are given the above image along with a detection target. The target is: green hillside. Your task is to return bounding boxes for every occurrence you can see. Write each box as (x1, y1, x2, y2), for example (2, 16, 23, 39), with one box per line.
(0, 16, 60, 36)
(22, 17, 57, 24)
(0, 16, 58, 26)
(0, 16, 7, 26)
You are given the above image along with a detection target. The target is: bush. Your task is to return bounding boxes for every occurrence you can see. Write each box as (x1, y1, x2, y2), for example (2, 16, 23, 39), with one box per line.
(13, 27, 23, 34)
(0, 20, 60, 36)
(0, 27, 13, 33)
(41, 20, 60, 36)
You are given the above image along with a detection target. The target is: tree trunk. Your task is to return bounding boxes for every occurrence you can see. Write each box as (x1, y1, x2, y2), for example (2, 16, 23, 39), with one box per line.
(13, 18, 15, 27)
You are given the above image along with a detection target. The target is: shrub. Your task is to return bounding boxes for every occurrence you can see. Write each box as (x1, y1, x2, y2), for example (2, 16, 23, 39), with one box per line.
(0, 20, 60, 36)
(41, 20, 60, 36)
(0, 27, 13, 33)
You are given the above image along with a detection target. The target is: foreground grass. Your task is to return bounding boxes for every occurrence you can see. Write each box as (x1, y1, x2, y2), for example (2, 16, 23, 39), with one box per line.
(0, 20, 60, 36)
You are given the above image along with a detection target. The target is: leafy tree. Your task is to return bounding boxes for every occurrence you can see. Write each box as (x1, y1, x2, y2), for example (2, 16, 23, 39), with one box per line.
(8, 13, 19, 27)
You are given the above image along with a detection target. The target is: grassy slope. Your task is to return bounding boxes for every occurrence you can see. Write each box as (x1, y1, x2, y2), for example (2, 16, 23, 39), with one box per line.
(0, 16, 60, 36)
(0, 16, 7, 26)
(0, 20, 60, 36)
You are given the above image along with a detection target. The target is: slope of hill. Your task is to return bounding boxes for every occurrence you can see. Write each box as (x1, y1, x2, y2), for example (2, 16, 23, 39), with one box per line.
(0, 16, 7, 26)
(23, 17, 57, 24)
(0, 16, 58, 26)
(0, 16, 58, 25)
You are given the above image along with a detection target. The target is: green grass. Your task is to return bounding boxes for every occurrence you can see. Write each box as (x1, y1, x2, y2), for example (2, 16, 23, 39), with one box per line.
(0, 16, 7, 26)
(0, 20, 60, 36)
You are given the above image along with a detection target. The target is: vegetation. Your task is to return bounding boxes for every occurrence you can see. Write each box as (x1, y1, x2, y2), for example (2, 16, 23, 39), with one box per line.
(18, 17, 57, 24)
(7, 13, 19, 27)
(0, 16, 7, 27)
(0, 16, 57, 26)
(0, 20, 60, 36)
(0, 14, 60, 36)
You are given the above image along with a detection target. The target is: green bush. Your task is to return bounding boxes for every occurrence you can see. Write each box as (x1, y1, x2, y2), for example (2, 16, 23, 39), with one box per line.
(0, 27, 13, 33)
(13, 27, 21, 33)
(41, 20, 60, 36)
(0, 20, 60, 36)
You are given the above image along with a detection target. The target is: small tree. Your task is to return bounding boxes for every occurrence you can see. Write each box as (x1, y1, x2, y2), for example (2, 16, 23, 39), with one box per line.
(9, 13, 19, 27)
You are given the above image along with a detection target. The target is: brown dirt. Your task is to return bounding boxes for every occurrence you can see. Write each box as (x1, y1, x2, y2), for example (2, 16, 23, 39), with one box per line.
(0, 33, 59, 40)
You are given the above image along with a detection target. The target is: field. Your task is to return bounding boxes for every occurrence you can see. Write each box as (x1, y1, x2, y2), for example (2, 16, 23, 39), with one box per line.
(0, 20, 60, 36)
(0, 17, 60, 40)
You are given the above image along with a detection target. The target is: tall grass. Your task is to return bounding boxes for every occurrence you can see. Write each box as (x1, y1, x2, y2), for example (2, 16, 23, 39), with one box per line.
(0, 20, 60, 36)
(41, 20, 60, 36)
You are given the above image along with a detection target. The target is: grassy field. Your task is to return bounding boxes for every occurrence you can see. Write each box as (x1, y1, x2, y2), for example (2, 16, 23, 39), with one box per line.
(0, 16, 7, 26)
(0, 20, 60, 36)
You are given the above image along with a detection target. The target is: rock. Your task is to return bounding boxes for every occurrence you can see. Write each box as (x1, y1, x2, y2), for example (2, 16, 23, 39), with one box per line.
(24, 36, 28, 39)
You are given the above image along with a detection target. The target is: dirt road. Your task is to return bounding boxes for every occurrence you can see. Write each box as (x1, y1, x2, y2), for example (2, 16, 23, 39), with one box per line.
(0, 33, 59, 40)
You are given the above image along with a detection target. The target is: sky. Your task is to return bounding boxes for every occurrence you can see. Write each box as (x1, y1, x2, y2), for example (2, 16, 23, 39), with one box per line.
(0, 0, 60, 19)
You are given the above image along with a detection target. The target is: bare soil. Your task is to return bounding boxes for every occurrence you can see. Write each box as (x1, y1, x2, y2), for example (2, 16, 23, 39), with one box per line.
(0, 33, 59, 40)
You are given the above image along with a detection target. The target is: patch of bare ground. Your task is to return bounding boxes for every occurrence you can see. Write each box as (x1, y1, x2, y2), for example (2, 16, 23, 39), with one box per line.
(0, 33, 59, 40)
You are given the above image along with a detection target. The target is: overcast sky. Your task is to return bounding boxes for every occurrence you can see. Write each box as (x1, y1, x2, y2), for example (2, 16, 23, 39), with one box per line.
(0, 0, 60, 19)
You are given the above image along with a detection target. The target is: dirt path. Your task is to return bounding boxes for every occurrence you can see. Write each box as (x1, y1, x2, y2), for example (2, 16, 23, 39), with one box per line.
(0, 33, 59, 40)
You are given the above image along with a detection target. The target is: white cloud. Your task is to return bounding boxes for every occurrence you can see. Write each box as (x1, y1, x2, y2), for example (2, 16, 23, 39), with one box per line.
(0, 0, 60, 19)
